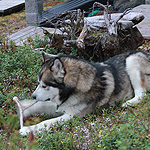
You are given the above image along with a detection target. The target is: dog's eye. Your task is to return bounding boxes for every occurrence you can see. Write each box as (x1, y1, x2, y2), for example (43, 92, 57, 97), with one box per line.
(42, 85, 47, 88)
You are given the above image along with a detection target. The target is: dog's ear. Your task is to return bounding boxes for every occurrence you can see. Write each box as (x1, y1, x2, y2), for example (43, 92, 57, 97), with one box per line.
(42, 52, 51, 63)
(51, 58, 65, 78)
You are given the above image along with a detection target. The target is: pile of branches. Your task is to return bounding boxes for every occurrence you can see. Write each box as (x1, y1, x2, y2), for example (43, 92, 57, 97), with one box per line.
(41, 1, 144, 61)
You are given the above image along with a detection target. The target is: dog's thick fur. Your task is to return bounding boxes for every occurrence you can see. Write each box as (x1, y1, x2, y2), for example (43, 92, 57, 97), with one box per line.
(20, 50, 150, 136)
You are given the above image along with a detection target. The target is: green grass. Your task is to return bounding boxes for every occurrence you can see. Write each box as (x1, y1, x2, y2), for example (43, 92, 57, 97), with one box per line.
(35, 101, 150, 150)
(0, 34, 150, 149)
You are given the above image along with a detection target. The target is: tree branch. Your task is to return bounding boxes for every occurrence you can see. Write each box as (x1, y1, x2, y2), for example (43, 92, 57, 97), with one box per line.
(93, 2, 131, 35)
(64, 21, 88, 49)
(13, 97, 38, 129)
(13, 97, 24, 129)
(93, 2, 111, 29)
(114, 8, 131, 24)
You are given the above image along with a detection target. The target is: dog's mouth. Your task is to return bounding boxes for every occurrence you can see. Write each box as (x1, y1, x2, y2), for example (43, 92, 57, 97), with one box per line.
(45, 98, 51, 101)
(45, 94, 58, 102)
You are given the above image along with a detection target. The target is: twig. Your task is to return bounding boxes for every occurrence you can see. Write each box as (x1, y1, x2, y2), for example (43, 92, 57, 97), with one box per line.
(93, 2, 131, 35)
(23, 101, 38, 110)
(30, 48, 45, 52)
(76, 21, 88, 49)
(64, 21, 88, 49)
(93, 2, 111, 29)
(114, 8, 132, 24)
(30, 48, 57, 57)
(41, 26, 58, 48)
(13, 97, 24, 129)
(13, 97, 38, 129)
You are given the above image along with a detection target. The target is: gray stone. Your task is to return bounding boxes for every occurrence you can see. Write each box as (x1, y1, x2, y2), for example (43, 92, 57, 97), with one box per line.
(85, 12, 144, 30)
(131, 5, 150, 39)
(26, 13, 38, 25)
(113, 0, 145, 12)
(145, 0, 150, 4)
(25, 0, 43, 26)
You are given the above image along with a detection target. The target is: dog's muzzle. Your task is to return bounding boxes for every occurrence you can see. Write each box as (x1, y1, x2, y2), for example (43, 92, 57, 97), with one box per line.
(32, 94, 51, 101)
(45, 98, 51, 101)
(32, 94, 36, 100)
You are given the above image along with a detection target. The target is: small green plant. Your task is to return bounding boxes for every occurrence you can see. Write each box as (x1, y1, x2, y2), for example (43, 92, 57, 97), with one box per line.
(0, 108, 20, 149)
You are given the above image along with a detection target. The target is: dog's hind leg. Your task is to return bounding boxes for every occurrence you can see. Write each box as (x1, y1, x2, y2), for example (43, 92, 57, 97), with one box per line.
(122, 55, 146, 107)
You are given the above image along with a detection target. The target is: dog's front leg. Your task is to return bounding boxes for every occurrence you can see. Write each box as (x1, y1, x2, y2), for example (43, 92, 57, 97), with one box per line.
(19, 113, 72, 136)
(18, 100, 57, 118)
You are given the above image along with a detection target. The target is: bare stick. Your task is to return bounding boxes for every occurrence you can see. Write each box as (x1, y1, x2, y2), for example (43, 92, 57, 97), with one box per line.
(93, 2, 131, 35)
(13, 97, 24, 129)
(31, 48, 57, 57)
(13, 97, 38, 129)
(76, 22, 88, 49)
(114, 8, 131, 24)
(23, 101, 38, 110)
(42, 27, 58, 48)
(93, 2, 111, 29)
(30, 48, 45, 52)
(64, 23, 88, 49)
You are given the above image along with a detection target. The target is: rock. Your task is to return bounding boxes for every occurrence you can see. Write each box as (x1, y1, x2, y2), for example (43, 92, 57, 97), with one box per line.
(86, 12, 144, 28)
(113, 0, 145, 12)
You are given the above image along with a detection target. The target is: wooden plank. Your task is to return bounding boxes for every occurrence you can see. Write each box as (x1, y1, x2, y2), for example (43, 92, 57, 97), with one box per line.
(9, 27, 43, 45)
(9, 26, 60, 46)
(0, 0, 25, 15)
(9, 26, 34, 39)
(9, 26, 42, 40)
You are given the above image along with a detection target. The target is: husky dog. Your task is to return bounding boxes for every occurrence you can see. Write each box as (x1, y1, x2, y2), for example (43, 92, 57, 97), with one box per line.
(20, 50, 150, 136)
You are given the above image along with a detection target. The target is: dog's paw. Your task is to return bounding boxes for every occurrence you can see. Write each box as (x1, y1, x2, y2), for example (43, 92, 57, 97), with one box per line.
(122, 102, 128, 107)
(122, 102, 135, 107)
(19, 126, 31, 136)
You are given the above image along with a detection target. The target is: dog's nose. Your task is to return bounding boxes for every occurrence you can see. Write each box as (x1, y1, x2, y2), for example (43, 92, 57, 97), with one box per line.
(32, 94, 36, 99)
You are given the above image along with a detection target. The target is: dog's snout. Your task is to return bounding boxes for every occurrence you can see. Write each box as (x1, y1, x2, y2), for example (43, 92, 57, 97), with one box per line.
(32, 94, 36, 99)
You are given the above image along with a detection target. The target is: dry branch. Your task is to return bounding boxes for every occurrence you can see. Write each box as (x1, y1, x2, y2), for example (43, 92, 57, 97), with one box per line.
(41, 2, 144, 56)
(93, 2, 131, 35)
(56, 9, 84, 40)
(64, 21, 88, 49)
(13, 97, 24, 129)
(93, 2, 111, 28)
(76, 24, 88, 49)
(13, 97, 38, 129)
(114, 8, 131, 24)
(63, 2, 131, 49)
(31, 48, 57, 57)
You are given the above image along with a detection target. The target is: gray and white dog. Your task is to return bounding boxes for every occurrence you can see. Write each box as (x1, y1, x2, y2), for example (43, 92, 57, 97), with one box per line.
(20, 50, 150, 136)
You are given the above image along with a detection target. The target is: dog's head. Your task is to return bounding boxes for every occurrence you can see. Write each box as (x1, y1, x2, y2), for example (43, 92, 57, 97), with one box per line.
(32, 53, 70, 105)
